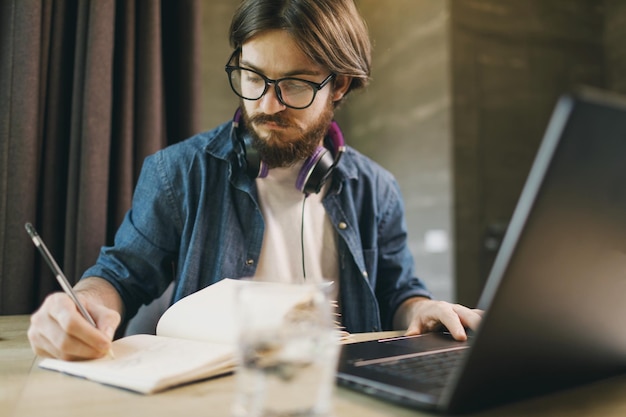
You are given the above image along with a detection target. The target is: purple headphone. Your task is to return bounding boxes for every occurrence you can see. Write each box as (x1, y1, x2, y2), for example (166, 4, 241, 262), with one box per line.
(231, 108, 345, 194)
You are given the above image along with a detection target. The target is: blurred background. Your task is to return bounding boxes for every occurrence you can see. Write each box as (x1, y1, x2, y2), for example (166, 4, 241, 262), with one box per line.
(1, 0, 623, 314)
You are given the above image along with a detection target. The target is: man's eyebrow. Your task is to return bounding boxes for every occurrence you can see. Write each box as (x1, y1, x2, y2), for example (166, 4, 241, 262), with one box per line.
(240, 59, 322, 78)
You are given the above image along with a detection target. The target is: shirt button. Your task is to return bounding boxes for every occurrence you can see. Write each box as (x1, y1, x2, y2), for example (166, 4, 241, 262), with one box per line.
(362, 271, 368, 278)
(246, 259, 255, 265)
(338, 222, 348, 230)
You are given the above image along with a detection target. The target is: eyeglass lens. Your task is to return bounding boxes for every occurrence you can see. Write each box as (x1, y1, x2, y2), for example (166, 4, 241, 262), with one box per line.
(229, 68, 316, 109)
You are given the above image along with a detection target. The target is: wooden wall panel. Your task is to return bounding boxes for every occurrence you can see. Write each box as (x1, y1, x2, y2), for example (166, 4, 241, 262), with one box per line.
(451, 0, 605, 305)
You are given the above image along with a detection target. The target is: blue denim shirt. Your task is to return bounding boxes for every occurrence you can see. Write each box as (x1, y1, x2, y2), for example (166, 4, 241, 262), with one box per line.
(83, 120, 432, 333)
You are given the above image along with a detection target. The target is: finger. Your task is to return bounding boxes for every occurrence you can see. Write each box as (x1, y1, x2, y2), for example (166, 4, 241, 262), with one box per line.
(453, 305, 483, 331)
(425, 303, 469, 341)
(404, 321, 424, 336)
(404, 305, 440, 336)
(87, 300, 121, 341)
(31, 325, 103, 361)
(404, 300, 452, 336)
(48, 294, 112, 358)
(28, 295, 105, 360)
(441, 317, 468, 341)
(46, 325, 110, 360)
(28, 293, 73, 358)
(27, 315, 57, 358)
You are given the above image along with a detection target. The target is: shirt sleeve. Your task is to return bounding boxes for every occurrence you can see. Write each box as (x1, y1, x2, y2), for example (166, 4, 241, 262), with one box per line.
(82, 152, 182, 320)
(374, 178, 432, 330)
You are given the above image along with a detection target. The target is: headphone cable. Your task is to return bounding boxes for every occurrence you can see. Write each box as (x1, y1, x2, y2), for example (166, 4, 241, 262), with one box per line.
(301, 194, 307, 280)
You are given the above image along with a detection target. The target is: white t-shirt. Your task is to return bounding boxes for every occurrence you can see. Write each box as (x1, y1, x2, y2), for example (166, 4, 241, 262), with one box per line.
(253, 161, 339, 285)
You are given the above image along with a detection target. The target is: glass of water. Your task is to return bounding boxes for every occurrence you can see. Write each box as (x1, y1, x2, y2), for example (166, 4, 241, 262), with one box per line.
(231, 279, 340, 417)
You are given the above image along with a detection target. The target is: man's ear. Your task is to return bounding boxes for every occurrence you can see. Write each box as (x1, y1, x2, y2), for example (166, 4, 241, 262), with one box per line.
(332, 75, 352, 103)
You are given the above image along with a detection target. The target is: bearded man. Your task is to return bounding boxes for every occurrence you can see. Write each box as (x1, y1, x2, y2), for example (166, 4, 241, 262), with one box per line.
(28, 0, 481, 360)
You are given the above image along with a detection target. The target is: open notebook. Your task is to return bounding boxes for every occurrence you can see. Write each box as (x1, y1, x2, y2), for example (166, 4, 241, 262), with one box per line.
(39, 278, 341, 394)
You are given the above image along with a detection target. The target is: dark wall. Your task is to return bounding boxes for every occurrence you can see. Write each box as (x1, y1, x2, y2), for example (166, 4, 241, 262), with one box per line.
(338, 0, 454, 301)
(451, 1, 609, 305)
(605, 0, 626, 95)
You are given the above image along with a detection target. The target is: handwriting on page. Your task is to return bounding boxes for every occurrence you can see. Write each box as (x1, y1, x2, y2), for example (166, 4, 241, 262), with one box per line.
(98, 336, 231, 374)
(39, 334, 235, 394)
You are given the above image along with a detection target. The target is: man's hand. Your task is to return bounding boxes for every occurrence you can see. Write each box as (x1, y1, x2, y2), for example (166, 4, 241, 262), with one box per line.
(27, 278, 123, 361)
(394, 297, 483, 341)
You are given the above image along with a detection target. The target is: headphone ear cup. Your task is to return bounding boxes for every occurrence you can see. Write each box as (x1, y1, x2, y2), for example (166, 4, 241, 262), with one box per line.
(232, 107, 267, 179)
(239, 129, 268, 179)
(296, 146, 335, 194)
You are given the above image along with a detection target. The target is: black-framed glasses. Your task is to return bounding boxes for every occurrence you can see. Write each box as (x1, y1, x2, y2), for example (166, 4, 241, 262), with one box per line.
(225, 50, 336, 110)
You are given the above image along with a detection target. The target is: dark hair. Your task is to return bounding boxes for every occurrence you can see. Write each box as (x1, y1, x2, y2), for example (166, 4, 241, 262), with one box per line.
(229, 0, 371, 99)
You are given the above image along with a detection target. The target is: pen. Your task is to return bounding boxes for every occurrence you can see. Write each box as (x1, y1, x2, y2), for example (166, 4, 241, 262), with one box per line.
(25, 222, 115, 359)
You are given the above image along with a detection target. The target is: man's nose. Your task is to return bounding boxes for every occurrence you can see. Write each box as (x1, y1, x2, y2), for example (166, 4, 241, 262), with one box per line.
(259, 84, 286, 114)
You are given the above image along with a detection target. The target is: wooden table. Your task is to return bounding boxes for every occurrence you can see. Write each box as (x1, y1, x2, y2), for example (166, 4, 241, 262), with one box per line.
(3, 314, 626, 417)
(1, 315, 35, 417)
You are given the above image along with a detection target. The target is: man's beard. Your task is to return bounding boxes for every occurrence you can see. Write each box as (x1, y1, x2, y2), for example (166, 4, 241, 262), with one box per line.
(241, 99, 334, 169)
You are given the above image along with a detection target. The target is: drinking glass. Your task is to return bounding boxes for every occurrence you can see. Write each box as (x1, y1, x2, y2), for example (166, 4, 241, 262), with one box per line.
(231, 279, 340, 417)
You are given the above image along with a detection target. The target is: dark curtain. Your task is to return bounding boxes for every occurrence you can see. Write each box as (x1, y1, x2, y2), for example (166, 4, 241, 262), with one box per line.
(0, 0, 203, 314)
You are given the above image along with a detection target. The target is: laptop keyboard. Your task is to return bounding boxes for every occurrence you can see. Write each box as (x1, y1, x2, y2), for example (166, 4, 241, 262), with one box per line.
(365, 348, 466, 389)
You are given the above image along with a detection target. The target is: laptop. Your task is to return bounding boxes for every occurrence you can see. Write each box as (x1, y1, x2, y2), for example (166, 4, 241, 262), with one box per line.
(336, 87, 626, 413)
